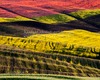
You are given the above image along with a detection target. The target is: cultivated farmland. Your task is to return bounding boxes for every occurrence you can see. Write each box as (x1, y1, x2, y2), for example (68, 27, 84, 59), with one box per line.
(0, 0, 100, 79)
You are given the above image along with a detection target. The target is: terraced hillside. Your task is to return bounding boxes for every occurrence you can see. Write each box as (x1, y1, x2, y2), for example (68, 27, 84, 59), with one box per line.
(0, 0, 100, 79)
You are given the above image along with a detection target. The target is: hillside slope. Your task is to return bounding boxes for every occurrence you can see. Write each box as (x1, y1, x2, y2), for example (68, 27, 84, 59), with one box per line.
(0, 0, 100, 78)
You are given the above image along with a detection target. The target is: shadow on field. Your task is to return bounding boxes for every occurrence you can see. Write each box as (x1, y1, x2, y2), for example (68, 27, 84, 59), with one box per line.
(0, 14, 99, 37)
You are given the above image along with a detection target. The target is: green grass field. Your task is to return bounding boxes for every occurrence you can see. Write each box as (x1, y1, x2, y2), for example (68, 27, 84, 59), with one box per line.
(0, 74, 100, 80)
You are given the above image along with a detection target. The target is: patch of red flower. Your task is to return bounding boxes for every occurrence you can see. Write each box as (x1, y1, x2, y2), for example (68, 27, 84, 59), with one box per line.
(0, 0, 99, 18)
(0, 8, 19, 18)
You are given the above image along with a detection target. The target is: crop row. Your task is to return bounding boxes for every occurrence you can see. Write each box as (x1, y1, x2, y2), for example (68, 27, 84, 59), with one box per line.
(0, 54, 100, 77)
(0, 48, 100, 69)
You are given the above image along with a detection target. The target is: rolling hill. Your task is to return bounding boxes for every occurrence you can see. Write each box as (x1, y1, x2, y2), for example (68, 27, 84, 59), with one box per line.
(0, 0, 100, 79)
(0, 9, 100, 37)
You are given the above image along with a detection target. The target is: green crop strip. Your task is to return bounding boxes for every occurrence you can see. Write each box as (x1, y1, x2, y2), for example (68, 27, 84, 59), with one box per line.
(32, 14, 76, 24)
(0, 16, 33, 22)
(0, 74, 99, 80)
(70, 9, 100, 19)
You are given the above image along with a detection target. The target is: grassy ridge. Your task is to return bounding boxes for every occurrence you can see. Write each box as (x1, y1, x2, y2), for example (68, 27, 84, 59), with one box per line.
(32, 14, 76, 24)
(70, 9, 100, 19)
(70, 9, 100, 26)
